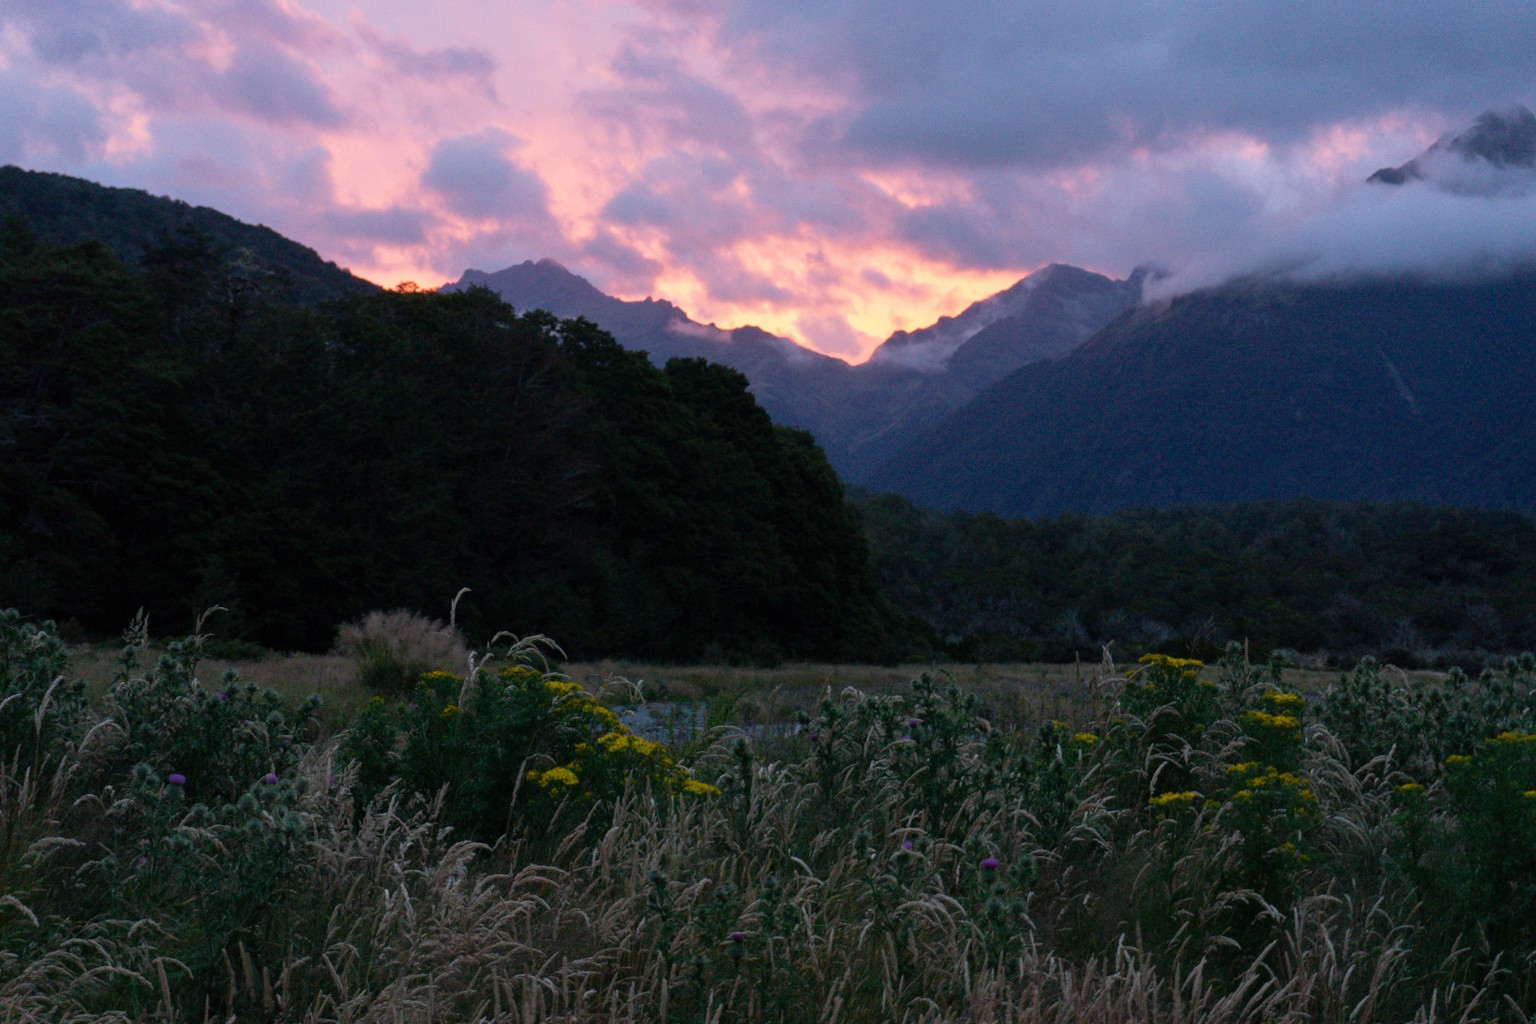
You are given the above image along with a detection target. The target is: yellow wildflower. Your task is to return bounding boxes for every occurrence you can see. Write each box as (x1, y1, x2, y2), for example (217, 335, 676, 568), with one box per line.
(1148, 790, 1199, 808)
(1241, 710, 1301, 730)
(1261, 691, 1305, 708)
(1446, 754, 1471, 768)
(1138, 653, 1205, 670)
(1072, 732, 1099, 745)
(533, 766, 579, 790)
(680, 778, 721, 797)
(1396, 782, 1424, 794)
(440, 703, 460, 720)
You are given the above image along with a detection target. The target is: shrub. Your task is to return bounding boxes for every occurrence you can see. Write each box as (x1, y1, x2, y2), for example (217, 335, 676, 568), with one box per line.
(0, 609, 88, 772)
(102, 620, 321, 808)
(332, 609, 468, 694)
(342, 658, 716, 843)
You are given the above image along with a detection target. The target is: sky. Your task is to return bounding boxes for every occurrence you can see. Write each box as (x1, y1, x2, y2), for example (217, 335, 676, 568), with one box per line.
(3, 0, 1535, 362)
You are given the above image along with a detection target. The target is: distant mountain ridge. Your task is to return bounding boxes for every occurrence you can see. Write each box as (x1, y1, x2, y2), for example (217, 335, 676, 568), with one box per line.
(1368, 104, 1536, 189)
(864, 105, 1536, 518)
(0, 165, 377, 304)
(872, 270, 1536, 516)
(453, 259, 1142, 480)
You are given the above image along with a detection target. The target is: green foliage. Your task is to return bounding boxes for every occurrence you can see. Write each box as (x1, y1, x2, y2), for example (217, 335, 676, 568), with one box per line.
(1, 224, 893, 662)
(10, 617, 1536, 1020)
(342, 661, 715, 844)
(101, 617, 320, 808)
(0, 610, 87, 771)
(855, 488, 1536, 664)
(1318, 653, 1536, 775)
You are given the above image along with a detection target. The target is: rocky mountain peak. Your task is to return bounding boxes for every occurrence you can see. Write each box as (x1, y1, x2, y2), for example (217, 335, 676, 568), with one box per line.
(1369, 104, 1536, 186)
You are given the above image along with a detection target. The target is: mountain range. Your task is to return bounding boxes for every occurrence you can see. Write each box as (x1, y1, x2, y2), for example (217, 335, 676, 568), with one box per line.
(466, 108, 1536, 518)
(451, 260, 1144, 480)
(867, 106, 1536, 516)
(6, 104, 1535, 519)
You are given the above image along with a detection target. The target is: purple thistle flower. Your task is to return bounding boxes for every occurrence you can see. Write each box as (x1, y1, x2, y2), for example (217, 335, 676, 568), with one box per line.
(214, 690, 227, 701)
(901, 840, 914, 851)
(729, 931, 745, 943)
(908, 718, 920, 729)
(980, 857, 1000, 871)
(808, 732, 820, 742)
(167, 773, 187, 786)
(263, 773, 279, 785)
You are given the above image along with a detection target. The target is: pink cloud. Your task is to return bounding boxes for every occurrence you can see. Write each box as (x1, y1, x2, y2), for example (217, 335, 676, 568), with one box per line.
(2, 0, 1533, 362)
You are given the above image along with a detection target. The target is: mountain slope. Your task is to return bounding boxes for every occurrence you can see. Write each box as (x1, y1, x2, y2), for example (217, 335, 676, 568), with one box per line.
(0, 165, 376, 303)
(871, 272, 1536, 517)
(1369, 105, 1536, 187)
(458, 259, 1141, 481)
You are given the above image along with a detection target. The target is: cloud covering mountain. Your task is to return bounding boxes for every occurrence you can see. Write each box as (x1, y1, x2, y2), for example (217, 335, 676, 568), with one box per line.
(1151, 105, 1536, 296)
(3, 0, 1534, 360)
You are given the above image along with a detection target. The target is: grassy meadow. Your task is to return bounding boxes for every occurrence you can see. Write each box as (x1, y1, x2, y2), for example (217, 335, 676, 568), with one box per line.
(4, 609, 1536, 1023)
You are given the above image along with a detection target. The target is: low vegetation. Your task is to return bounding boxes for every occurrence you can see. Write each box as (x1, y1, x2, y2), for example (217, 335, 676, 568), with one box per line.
(857, 489, 1536, 667)
(4, 606, 1536, 1022)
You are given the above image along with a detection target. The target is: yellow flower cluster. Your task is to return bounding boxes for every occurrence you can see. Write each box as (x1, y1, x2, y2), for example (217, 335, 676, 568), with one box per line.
(559, 696, 620, 730)
(1072, 732, 1099, 746)
(680, 778, 721, 796)
(1261, 691, 1305, 708)
(1148, 790, 1199, 808)
(1395, 782, 1425, 794)
(1446, 754, 1472, 767)
(422, 670, 462, 684)
(1138, 654, 1205, 670)
(1240, 710, 1302, 730)
(1277, 841, 1311, 864)
(1229, 765, 1315, 805)
(527, 765, 580, 791)
(500, 665, 540, 684)
(440, 703, 460, 720)
(1488, 731, 1536, 745)
(597, 731, 670, 761)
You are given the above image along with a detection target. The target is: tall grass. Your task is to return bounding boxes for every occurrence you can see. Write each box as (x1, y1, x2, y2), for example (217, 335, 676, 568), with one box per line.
(4, 611, 1535, 1022)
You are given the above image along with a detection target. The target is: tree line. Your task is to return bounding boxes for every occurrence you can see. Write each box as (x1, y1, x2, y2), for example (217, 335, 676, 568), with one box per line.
(0, 222, 894, 661)
(853, 489, 1536, 667)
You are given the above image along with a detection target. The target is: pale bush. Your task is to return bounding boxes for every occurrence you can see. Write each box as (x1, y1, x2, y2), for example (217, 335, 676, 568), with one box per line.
(332, 609, 468, 694)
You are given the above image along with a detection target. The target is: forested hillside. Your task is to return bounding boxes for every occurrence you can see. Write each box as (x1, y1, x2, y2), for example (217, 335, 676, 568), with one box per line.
(873, 272, 1536, 516)
(856, 490, 1536, 666)
(0, 165, 375, 305)
(0, 224, 893, 661)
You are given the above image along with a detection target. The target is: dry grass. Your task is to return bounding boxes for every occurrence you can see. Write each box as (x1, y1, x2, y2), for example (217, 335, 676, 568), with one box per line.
(63, 646, 1447, 741)
(3, 640, 1523, 1024)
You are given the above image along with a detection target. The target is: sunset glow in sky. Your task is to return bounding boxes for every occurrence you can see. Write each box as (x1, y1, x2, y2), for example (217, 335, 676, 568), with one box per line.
(4, 0, 1535, 360)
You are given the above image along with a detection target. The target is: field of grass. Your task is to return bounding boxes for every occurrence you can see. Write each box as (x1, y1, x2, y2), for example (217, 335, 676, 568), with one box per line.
(67, 643, 1425, 738)
(6, 611, 1534, 1022)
